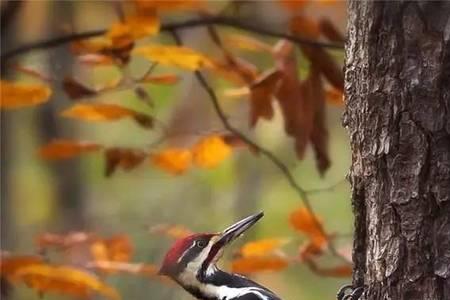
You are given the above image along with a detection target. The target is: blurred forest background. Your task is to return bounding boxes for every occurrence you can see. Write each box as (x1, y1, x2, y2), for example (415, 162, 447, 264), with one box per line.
(1, 1, 351, 300)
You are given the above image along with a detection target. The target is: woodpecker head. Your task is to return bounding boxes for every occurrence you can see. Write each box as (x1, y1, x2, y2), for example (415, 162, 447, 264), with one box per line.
(159, 212, 263, 282)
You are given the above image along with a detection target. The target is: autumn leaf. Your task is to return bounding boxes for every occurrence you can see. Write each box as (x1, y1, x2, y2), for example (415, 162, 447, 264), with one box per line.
(87, 261, 159, 277)
(148, 224, 193, 239)
(0, 255, 44, 279)
(122, 9, 160, 39)
(0, 80, 51, 109)
(139, 74, 180, 85)
(70, 38, 111, 55)
(39, 140, 102, 160)
(274, 40, 314, 159)
(278, 0, 310, 11)
(231, 255, 289, 274)
(240, 238, 289, 257)
(104, 148, 147, 177)
(249, 69, 282, 127)
(61, 103, 153, 128)
(62, 77, 97, 100)
(298, 241, 325, 261)
(289, 207, 328, 249)
(326, 87, 343, 106)
(13, 264, 120, 300)
(77, 54, 114, 66)
(192, 135, 232, 168)
(318, 18, 345, 43)
(91, 235, 133, 265)
(290, 15, 321, 39)
(308, 65, 330, 175)
(215, 53, 259, 85)
(151, 148, 192, 175)
(133, 45, 215, 71)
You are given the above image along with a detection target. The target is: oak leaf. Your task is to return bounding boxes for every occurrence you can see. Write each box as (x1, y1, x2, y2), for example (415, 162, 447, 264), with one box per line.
(13, 264, 120, 300)
(0, 80, 51, 109)
(151, 148, 192, 175)
(39, 140, 102, 160)
(192, 135, 232, 168)
(133, 45, 215, 71)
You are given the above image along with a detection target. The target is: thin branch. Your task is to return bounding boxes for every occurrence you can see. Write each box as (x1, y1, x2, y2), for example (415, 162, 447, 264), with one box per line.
(305, 178, 348, 195)
(1, 16, 343, 61)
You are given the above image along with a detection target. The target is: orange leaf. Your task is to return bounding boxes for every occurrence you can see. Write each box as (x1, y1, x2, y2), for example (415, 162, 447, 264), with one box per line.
(326, 87, 343, 106)
(0, 255, 44, 279)
(87, 261, 159, 277)
(124, 10, 160, 38)
(140, 74, 180, 85)
(62, 77, 97, 100)
(0, 80, 51, 109)
(133, 45, 215, 70)
(278, 0, 310, 11)
(151, 148, 192, 175)
(240, 238, 288, 257)
(91, 235, 133, 265)
(39, 140, 102, 160)
(289, 207, 328, 248)
(70, 38, 111, 55)
(192, 135, 232, 168)
(317, 265, 352, 278)
(148, 224, 193, 239)
(249, 69, 282, 127)
(105, 148, 147, 177)
(13, 264, 120, 300)
(231, 255, 289, 274)
(61, 103, 153, 128)
(290, 15, 321, 39)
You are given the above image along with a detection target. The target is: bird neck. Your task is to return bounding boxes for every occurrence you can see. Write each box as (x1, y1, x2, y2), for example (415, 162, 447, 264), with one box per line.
(177, 265, 279, 300)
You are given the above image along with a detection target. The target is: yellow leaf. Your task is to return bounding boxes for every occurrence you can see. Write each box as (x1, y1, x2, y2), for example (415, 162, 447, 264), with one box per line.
(231, 255, 289, 274)
(240, 238, 289, 257)
(151, 148, 192, 175)
(125, 11, 160, 38)
(39, 140, 102, 160)
(289, 207, 328, 248)
(13, 264, 120, 300)
(192, 135, 232, 168)
(133, 45, 215, 70)
(1, 80, 51, 109)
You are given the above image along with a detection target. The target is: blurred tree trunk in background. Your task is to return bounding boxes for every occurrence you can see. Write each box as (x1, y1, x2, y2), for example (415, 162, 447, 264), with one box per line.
(1, 0, 23, 249)
(38, 1, 86, 230)
(345, 1, 450, 299)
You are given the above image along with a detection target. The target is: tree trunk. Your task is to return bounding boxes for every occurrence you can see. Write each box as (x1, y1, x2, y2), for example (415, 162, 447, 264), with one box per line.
(344, 1, 450, 300)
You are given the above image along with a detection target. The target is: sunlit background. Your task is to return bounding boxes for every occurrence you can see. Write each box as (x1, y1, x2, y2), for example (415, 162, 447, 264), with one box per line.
(1, 1, 351, 300)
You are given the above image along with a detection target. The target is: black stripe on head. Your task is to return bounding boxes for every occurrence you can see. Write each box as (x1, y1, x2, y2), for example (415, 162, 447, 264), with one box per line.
(175, 235, 213, 275)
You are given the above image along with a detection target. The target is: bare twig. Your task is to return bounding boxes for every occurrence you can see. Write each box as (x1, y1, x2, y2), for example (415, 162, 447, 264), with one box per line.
(1, 16, 343, 61)
(305, 178, 348, 195)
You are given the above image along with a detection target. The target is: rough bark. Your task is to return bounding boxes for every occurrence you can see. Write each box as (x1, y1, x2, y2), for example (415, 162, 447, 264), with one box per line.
(344, 1, 450, 300)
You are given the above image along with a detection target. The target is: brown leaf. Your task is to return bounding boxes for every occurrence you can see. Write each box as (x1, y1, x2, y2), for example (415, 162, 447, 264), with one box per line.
(308, 65, 330, 175)
(231, 255, 289, 274)
(214, 54, 259, 85)
(104, 148, 147, 177)
(290, 18, 344, 91)
(0, 80, 51, 109)
(274, 40, 314, 159)
(39, 140, 102, 160)
(62, 77, 97, 100)
(249, 69, 282, 127)
(318, 18, 345, 43)
(326, 87, 343, 106)
(13, 264, 120, 300)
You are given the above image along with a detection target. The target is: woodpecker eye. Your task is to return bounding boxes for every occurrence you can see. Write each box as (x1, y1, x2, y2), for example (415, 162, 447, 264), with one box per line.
(195, 240, 207, 248)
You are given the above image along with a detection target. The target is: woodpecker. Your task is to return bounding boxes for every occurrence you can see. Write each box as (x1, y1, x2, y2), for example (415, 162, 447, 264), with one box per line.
(159, 212, 281, 300)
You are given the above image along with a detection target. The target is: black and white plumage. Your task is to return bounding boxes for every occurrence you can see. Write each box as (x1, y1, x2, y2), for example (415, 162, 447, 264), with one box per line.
(159, 212, 281, 300)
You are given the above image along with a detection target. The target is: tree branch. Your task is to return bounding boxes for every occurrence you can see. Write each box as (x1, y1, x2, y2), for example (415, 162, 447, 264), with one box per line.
(1, 16, 343, 61)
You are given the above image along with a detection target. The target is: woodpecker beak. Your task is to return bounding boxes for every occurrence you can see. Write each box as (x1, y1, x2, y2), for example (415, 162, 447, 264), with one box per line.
(217, 212, 264, 246)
